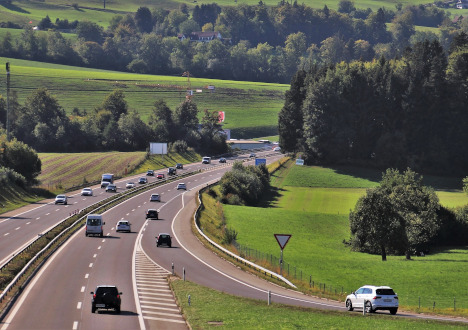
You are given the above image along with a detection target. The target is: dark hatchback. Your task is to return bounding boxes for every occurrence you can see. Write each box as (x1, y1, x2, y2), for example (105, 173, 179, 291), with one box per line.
(146, 209, 159, 219)
(91, 285, 122, 314)
(156, 233, 172, 247)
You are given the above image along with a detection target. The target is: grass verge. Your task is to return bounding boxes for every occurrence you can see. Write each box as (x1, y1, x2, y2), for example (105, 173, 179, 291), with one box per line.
(170, 278, 466, 329)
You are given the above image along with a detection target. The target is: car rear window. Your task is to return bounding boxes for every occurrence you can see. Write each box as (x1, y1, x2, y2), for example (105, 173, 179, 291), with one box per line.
(376, 288, 396, 295)
(96, 287, 118, 295)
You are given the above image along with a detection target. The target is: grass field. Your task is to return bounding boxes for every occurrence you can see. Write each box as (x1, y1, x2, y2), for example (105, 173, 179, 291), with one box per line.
(171, 279, 467, 329)
(201, 160, 468, 314)
(0, 56, 286, 138)
(2, 0, 467, 27)
(37, 150, 200, 192)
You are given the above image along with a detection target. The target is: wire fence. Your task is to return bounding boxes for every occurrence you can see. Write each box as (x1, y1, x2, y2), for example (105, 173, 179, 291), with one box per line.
(232, 242, 468, 311)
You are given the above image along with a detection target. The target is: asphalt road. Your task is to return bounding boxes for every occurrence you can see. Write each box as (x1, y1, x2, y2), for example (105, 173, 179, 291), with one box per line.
(1, 152, 467, 329)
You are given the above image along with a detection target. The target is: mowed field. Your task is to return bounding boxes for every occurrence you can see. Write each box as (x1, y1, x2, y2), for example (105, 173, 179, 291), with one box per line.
(2, 0, 467, 26)
(223, 160, 468, 313)
(0, 57, 286, 138)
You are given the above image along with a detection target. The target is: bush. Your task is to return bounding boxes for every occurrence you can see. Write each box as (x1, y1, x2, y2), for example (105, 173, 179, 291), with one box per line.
(0, 166, 27, 187)
(222, 227, 238, 245)
(170, 140, 188, 153)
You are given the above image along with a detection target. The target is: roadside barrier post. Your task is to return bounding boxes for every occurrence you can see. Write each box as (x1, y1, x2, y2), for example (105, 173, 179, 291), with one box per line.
(172, 262, 174, 275)
(268, 290, 271, 305)
(183, 267, 186, 281)
(188, 295, 191, 306)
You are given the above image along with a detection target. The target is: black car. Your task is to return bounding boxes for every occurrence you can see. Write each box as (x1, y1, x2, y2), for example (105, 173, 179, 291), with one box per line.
(219, 157, 226, 163)
(146, 209, 159, 219)
(91, 285, 122, 314)
(146, 170, 154, 176)
(176, 163, 183, 169)
(168, 167, 176, 175)
(156, 233, 172, 247)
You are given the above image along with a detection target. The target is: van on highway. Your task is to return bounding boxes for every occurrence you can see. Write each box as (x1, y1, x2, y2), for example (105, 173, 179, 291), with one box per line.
(85, 214, 105, 237)
(202, 156, 211, 164)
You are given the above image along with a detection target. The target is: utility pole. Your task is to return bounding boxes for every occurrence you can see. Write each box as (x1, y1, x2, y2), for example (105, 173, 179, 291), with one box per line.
(6, 62, 10, 142)
(103, 0, 105, 9)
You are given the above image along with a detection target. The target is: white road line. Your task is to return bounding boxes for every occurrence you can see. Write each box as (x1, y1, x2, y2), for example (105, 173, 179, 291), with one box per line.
(77, 302, 82, 309)
(85, 274, 89, 279)
(55, 209, 60, 212)
(15, 227, 20, 230)
(72, 321, 78, 329)
(89, 263, 93, 268)
(4, 233, 9, 236)
(36, 217, 40, 220)
(102, 239, 105, 242)
(45, 213, 50, 216)
(26, 222, 31, 225)
(98, 246, 101, 250)
(93, 254, 97, 258)
(81, 286, 85, 292)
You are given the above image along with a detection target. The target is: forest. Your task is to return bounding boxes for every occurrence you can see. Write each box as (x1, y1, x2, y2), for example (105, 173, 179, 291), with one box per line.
(278, 35, 468, 176)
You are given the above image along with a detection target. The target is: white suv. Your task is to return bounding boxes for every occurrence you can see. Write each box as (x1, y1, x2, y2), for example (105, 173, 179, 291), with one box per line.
(345, 285, 398, 315)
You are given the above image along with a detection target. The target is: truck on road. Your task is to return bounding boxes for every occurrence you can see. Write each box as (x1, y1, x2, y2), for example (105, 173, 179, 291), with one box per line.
(101, 173, 114, 188)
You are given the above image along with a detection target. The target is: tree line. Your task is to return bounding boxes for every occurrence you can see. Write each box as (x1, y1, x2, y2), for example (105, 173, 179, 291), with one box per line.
(0, 2, 466, 83)
(0, 88, 227, 155)
(279, 35, 468, 176)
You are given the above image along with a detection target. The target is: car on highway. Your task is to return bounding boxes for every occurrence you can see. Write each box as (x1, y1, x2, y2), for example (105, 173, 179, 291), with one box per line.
(168, 167, 177, 175)
(139, 177, 148, 184)
(126, 182, 135, 189)
(345, 285, 398, 315)
(156, 233, 172, 247)
(202, 156, 211, 164)
(219, 157, 226, 163)
(91, 285, 122, 314)
(81, 188, 93, 196)
(249, 153, 256, 158)
(156, 173, 165, 179)
(105, 184, 117, 192)
(150, 193, 160, 202)
(176, 163, 183, 169)
(146, 169, 154, 176)
(54, 195, 68, 205)
(273, 146, 281, 152)
(146, 209, 159, 219)
(176, 183, 187, 190)
(116, 220, 131, 233)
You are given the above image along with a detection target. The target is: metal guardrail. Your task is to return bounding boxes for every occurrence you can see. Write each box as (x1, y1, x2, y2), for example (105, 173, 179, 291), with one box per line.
(193, 157, 296, 288)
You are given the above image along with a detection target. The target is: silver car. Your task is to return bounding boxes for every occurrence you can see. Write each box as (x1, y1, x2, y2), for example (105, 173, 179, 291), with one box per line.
(55, 195, 68, 205)
(150, 193, 161, 202)
(81, 188, 93, 196)
(116, 220, 131, 233)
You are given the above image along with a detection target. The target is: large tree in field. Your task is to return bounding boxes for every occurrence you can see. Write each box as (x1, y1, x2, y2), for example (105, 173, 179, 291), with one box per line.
(149, 99, 175, 142)
(349, 168, 440, 260)
(101, 89, 128, 121)
(173, 100, 198, 142)
(350, 188, 405, 261)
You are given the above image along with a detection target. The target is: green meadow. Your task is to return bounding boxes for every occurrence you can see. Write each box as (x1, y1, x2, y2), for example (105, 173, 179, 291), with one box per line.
(2, 0, 466, 27)
(220, 160, 468, 313)
(0, 57, 287, 138)
(171, 279, 467, 329)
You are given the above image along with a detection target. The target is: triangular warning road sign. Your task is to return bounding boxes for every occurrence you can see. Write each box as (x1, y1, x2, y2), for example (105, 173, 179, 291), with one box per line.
(274, 234, 291, 249)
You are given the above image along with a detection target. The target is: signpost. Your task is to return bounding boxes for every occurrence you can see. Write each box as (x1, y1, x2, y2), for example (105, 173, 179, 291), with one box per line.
(295, 159, 304, 166)
(274, 234, 291, 276)
(255, 158, 266, 166)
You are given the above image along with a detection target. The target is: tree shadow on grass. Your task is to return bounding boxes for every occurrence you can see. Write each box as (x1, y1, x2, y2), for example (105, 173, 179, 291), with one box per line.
(1, 3, 30, 14)
(258, 186, 286, 208)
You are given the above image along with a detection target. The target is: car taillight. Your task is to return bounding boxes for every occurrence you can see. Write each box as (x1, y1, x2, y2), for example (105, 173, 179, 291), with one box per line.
(373, 296, 381, 299)
(93, 294, 96, 299)
(117, 295, 120, 299)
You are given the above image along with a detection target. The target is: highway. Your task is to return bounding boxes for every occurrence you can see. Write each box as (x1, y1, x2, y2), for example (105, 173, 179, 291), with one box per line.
(1, 151, 467, 329)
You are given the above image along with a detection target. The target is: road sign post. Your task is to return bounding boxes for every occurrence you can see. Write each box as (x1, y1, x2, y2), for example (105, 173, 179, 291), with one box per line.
(274, 234, 291, 276)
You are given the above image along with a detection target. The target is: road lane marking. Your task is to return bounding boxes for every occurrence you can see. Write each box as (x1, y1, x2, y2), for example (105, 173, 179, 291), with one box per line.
(36, 217, 40, 220)
(73, 321, 78, 330)
(4, 233, 9, 236)
(93, 254, 97, 258)
(85, 274, 89, 278)
(26, 222, 31, 225)
(81, 286, 85, 292)
(89, 263, 93, 268)
(45, 213, 50, 216)
(98, 246, 101, 250)
(15, 227, 20, 230)
(77, 302, 82, 309)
